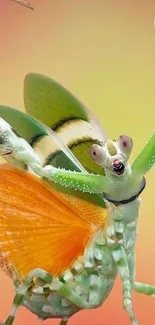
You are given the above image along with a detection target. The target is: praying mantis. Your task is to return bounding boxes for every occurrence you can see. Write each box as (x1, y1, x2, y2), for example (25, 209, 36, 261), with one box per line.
(0, 73, 154, 325)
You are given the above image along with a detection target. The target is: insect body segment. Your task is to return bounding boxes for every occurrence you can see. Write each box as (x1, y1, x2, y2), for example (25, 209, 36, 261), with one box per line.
(0, 74, 155, 325)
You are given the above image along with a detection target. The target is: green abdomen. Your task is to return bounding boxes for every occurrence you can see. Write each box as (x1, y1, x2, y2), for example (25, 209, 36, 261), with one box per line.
(22, 232, 117, 320)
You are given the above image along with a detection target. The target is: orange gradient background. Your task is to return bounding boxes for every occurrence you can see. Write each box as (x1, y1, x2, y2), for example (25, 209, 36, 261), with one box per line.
(0, 0, 155, 324)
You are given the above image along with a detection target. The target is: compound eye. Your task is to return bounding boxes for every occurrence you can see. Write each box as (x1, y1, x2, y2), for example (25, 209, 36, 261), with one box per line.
(89, 144, 106, 165)
(118, 135, 133, 155)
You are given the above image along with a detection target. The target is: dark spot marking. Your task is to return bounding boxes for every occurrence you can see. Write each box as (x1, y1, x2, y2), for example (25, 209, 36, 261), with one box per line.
(122, 141, 127, 147)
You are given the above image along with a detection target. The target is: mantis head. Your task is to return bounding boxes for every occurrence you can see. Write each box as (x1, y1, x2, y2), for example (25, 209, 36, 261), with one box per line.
(89, 131, 155, 201)
(89, 135, 133, 178)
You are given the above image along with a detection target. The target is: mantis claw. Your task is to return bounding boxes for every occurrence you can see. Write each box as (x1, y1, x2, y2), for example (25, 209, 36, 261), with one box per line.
(123, 298, 139, 325)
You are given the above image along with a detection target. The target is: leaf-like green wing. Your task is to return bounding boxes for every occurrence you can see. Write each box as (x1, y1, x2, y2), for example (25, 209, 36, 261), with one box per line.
(0, 105, 85, 172)
(0, 105, 105, 208)
(0, 106, 46, 142)
(24, 73, 106, 175)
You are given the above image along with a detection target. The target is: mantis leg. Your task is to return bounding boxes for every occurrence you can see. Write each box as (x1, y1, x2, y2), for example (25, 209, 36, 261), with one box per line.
(126, 250, 136, 282)
(59, 320, 69, 325)
(132, 282, 155, 296)
(111, 243, 139, 325)
(4, 269, 53, 325)
(113, 218, 137, 283)
(5, 268, 89, 325)
(0, 118, 108, 194)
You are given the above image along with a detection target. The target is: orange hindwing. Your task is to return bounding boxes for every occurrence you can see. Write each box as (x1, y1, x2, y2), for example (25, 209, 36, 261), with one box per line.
(0, 165, 107, 284)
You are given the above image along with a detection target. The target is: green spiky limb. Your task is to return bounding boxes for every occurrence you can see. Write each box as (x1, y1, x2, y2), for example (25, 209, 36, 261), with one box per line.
(42, 165, 109, 194)
(110, 243, 138, 325)
(132, 131, 155, 177)
(132, 282, 155, 296)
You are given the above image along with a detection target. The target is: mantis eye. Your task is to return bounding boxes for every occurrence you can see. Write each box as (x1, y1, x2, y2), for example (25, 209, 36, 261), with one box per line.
(118, 135, 133, 156)
(89, 144, 106, 165)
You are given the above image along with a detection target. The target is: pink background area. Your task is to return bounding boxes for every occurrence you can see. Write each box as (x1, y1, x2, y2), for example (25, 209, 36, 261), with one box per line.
(0, 1, 155, 324)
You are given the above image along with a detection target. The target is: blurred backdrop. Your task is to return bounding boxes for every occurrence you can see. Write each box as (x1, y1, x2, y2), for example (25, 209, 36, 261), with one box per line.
(0, 0, 155, 324)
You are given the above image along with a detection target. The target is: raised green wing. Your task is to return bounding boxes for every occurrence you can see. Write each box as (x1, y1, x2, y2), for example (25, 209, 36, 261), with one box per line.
(24, 73, 106, 175)
(0, 106, 85, 172)
(0, 105, 105, 208)
(0, 106, 46, 144)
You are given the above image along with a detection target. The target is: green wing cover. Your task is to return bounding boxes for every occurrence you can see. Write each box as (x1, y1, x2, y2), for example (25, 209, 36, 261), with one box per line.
(24, 73, 105, 175)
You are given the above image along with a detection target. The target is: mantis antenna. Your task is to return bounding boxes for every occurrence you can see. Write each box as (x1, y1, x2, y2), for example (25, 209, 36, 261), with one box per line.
(9, 0, 34, 10)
